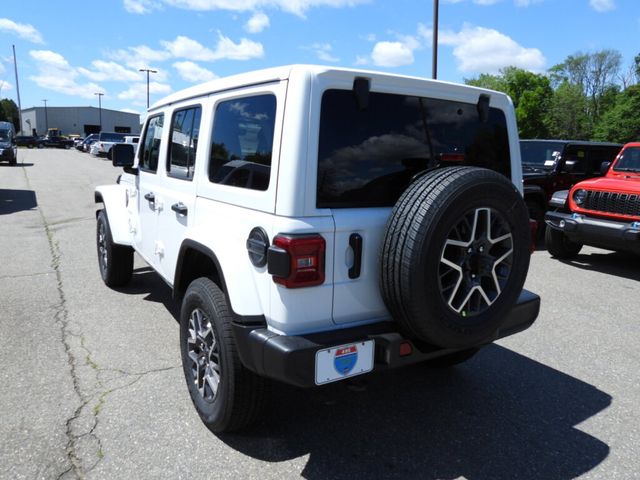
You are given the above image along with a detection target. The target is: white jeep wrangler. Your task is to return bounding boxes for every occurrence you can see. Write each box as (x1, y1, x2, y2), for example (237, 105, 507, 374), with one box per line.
(95, 65, 540, 433)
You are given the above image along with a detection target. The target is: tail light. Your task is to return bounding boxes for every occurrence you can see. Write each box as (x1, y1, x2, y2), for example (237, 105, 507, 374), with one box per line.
(268, 234, 325, 288)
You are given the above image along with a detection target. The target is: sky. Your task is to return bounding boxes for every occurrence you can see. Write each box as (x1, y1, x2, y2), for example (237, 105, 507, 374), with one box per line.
(0, 0, 638, 117)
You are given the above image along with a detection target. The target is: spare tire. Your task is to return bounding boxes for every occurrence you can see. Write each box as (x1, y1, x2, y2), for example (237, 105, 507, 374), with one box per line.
(380, 166, 530, 348)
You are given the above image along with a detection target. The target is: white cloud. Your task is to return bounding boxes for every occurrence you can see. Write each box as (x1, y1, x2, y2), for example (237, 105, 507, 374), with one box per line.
(304, 43, 339, 62)
(123, 0, 162, 13)
(371, 41, 415, 67)
(0, 18, 44, 44)
(29, 50, 104, 98)
(173, 61, 218, 82)
(589, 0, 615, 12)
(245, 12, 270, 33)
(162, 33, 263, 61)
(444, 0, 542, 5)
(418, 23, 545, 74)
(0, 79, 13, 93)
(117, 81, 172, 106)
(127, 0, 369, 17)
(107, 44, 172, 73)
(78, 61, 142, 82)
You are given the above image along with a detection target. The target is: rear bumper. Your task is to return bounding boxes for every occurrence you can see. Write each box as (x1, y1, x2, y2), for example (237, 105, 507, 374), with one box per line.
(233, 289, 540, 388)
(545, 210, 640, 254)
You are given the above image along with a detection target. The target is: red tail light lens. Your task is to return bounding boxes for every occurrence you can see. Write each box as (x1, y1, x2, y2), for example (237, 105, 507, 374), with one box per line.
(269, 234, 326, 288)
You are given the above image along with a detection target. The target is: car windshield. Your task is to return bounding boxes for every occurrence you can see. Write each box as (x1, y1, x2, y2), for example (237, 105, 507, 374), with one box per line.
(0, 129, 9, 141)
(613, 146, 640, 172)
(520, 141, 564, 167)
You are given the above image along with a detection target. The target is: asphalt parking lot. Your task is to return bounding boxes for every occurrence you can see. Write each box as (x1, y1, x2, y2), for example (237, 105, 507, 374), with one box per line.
(1, 148, 638, 480)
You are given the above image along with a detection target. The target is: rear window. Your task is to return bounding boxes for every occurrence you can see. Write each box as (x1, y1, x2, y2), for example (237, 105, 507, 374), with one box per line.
(317, 89, 511, 208)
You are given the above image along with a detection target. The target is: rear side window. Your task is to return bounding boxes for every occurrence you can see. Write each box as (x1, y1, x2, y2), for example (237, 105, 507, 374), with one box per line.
(317, 89, 511, 208)
(167, 106, 202, 180)
(139, 115, 164, 172)
(209, 94, 276, 191)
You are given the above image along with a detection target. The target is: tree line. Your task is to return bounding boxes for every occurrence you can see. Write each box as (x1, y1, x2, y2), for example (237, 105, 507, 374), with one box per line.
(465, 49, 640, 143)
(0, 98, 20, 132)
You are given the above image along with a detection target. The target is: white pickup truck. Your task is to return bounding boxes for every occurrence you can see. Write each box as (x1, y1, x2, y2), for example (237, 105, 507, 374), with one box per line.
(90, 132, 139, 158)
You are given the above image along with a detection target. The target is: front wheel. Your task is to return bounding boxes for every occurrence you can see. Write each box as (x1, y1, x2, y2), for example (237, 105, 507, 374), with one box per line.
(545, 226, 582, 258)
(180, 278, 268, 433)
(96, 210, 133, 287)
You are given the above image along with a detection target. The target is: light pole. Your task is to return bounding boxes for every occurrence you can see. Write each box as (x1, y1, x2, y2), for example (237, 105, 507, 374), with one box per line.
(432, 0, 439, 79)
(94, 92, 104, 132)
(42, 99, 48, 133)
(139, 68, 157, 109)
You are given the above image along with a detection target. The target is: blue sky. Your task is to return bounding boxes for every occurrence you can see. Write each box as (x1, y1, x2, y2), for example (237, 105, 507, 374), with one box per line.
(0, 0, 638, 116)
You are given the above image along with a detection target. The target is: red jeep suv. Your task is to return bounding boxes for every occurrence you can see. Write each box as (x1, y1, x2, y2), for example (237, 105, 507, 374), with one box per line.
(545, 142, 640, 258)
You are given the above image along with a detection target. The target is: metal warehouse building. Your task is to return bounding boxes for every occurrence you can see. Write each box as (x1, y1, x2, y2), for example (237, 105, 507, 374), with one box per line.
(20, 106, 140, 137)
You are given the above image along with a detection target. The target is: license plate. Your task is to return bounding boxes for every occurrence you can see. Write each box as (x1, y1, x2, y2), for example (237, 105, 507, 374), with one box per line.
(315, 340, 374, 385)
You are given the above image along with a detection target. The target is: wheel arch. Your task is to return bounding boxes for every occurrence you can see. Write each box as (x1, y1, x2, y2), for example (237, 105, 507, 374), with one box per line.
(94, 184, 132, 246)
(173, 239, 266, 326)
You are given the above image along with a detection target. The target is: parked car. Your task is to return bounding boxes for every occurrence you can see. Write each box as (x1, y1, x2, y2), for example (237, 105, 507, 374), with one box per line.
(78, 134, 99, 152)
(14, 135, 43, 148)
(90, 132, 127, 157)
(520, 140, 622, 226)
(41, 135, 75, 149)
(0, 121, 17, 165)
(107, 135, 140, 159)
(96, 65, 540, 433)
(545, 142, 640, 258)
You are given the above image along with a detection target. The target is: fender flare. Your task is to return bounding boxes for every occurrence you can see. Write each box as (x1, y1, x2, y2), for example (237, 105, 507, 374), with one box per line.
(174, 239, 265, 326)
(94, 185, 132, 246)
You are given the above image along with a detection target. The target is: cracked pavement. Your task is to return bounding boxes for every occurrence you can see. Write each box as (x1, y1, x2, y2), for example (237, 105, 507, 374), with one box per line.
(1, 149, 639, 479)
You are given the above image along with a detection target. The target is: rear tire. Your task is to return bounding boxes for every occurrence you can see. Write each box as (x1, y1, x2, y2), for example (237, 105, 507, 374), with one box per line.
(545, 226, 582, 258)
(96, 210, 133, 287)
(180, 278, 268, 433)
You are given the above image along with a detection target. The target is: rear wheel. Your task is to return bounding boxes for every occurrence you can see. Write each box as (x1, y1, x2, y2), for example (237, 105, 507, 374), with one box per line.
(545, 226, 582, 258)
(96, 210, 133, 287)
(180, 278, 268, 433)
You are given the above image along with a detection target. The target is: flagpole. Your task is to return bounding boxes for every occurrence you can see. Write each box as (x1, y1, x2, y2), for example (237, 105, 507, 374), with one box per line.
(12, 45, 23, 134)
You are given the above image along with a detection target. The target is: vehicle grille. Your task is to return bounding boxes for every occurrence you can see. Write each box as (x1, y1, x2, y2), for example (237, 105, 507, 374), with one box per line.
(583, 190, 640, 217)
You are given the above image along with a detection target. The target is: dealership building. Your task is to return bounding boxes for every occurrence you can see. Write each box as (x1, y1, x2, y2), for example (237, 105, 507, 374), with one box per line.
(20, 106, 140, 137)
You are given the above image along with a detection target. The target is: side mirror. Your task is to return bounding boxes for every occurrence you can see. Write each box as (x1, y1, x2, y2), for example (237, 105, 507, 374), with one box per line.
(111, 143, 135, 167)
(600, 161, 611, 175)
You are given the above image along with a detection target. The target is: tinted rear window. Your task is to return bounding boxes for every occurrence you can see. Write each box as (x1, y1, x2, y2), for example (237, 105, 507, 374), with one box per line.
(317, 89, 511, 208)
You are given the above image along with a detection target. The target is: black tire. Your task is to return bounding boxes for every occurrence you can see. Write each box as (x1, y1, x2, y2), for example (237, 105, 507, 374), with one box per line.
(96, 210, 133, 287)
(180, 278, 268, 433)
(545, 225, 582, 258)
(380, 166, 531, 348)
(425, 348, 480, 368)
(9, 157, 16, 166)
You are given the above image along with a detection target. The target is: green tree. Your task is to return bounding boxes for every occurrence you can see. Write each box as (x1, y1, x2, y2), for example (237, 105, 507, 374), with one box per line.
(550, 50, 622, 131)
(546, 82, 590, 140)
(466, 67, 553, 138)
(0, 99, 20, 132)
(593, 85, 640, 143)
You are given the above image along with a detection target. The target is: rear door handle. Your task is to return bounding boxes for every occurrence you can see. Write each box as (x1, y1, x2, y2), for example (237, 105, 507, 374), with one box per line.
(171, 202, 188, 216)
(144, 192, 155, 202)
